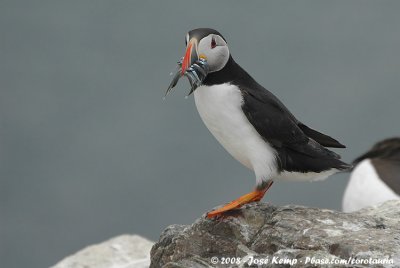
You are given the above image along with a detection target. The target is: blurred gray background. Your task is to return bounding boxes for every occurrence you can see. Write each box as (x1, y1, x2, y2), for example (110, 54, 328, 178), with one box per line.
(1, 1, 399, 267)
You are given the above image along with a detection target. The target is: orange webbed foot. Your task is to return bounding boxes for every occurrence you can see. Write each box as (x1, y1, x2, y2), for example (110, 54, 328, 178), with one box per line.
(206, 181, 273, 219)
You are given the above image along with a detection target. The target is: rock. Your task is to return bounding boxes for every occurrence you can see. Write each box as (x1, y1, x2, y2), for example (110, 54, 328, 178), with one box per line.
(150, 200, 400, 268)
(51, 234, 153, 268)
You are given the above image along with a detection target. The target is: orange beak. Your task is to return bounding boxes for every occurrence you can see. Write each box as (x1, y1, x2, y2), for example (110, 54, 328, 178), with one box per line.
(181, 39, 198, 74)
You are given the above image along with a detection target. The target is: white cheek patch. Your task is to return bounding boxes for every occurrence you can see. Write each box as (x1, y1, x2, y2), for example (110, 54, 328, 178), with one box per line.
(198, 35, 230, 72)
(209, 47, 230, 72)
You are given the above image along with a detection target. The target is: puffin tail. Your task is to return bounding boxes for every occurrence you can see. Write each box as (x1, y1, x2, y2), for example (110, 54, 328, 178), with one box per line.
(335, 159, 353, 172)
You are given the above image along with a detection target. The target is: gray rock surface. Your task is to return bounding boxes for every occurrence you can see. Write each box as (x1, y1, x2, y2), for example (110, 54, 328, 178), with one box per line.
(150, 201, 400, 268)
(51, 234, 153, 268)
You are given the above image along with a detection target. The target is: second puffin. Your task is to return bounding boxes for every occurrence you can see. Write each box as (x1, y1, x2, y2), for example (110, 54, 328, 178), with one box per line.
(166, 28, 350, 218)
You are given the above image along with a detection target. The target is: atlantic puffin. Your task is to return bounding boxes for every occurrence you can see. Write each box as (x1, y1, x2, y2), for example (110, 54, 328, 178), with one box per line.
(166, 28, 350, 218)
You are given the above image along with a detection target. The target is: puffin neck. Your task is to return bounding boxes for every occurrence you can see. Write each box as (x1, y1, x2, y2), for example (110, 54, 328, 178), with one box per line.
(202, 56, 254, 86)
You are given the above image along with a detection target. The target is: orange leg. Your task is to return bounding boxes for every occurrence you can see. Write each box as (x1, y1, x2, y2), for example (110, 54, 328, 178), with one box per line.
(206, 180, 274, 219)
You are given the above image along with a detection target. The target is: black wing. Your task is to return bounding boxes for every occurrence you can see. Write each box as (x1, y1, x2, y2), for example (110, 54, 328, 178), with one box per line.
(298, 123, 345, 148)
(239, 83, 349, 173)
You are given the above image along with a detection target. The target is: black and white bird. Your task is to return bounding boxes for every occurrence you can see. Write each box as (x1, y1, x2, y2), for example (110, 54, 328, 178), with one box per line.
(342, 138, 400, 212)
(167, 28, 350, 218)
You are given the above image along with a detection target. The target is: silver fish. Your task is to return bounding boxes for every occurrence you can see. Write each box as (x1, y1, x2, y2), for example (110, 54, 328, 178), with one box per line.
(165, 58, 183, 97)
(165, 58, 209, 97)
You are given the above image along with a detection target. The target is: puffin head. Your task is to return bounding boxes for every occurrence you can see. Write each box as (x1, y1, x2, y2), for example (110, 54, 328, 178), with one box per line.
(165, 28, 232, 97)
(182, 28, 230, 74)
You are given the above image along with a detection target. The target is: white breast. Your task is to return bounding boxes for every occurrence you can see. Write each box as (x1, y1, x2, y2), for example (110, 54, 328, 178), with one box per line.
(193, 83, 278, 184)
(342, 159, 400, 212)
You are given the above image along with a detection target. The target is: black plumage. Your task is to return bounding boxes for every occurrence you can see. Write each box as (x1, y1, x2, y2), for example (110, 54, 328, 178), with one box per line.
(203, 55, 350, 174)
(353, 138, 400, 164)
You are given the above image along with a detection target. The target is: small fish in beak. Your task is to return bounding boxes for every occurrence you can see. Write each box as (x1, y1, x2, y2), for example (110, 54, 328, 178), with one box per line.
(184, 57, 209, 95)
(165, 39, 209, 97)
(165, 58, 183, 97)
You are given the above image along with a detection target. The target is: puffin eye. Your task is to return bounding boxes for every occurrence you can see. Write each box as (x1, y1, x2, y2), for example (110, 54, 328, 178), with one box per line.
(211, 37, 216, 49)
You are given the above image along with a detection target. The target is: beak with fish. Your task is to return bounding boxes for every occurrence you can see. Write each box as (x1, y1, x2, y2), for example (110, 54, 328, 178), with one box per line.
(165, 38, 210, 97)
